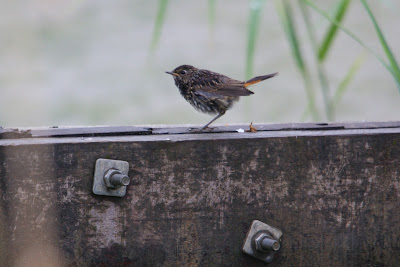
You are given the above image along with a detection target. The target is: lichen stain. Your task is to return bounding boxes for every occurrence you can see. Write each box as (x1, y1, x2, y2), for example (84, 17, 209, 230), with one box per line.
(296, 136, 389, 229)
(60, 175, 88, 203)
(175, 217, 202, 266)
(303, 163, 367, 228)
(366, 157, 374, 163)
(88, 204, 125, 249)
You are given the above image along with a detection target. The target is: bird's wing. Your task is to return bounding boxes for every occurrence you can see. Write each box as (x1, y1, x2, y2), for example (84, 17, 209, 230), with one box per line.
(191, 70, 254, 97)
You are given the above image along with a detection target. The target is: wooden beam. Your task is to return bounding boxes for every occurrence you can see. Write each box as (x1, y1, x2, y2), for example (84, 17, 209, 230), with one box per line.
(0, 122, 399, 266)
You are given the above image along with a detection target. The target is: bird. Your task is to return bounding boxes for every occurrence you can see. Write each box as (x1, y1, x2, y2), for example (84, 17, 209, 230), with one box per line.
(166, 65, 278, 131)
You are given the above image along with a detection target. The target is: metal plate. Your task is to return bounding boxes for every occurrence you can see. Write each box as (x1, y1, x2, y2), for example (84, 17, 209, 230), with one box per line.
(242, 220, 283, 263)
(92, 158, 129, 197)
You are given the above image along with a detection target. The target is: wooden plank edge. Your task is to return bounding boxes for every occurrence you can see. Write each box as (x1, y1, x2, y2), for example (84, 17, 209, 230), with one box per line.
(1, 121, 400, 139)
(1, 127, 400, 147)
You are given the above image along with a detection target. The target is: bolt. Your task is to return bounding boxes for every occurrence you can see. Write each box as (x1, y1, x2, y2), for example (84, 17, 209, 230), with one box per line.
(104, 169, 130, 188)
(110, 173, 130, 186)
(262, 236, 280, 251)
(254, 232, 280, 253)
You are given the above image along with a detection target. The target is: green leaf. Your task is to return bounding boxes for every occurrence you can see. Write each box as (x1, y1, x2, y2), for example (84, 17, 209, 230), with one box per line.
(360, 0, 400, 90)
(299, 1, 332, 120)
(301, 0, 400, 92)
(318, 0, 351, 62)
(274, 0, 319, 120)
(275, 0, 305, 74)
(332, 53, 366, 108)
(208, 0, 216, 31)
(246, 0, 264, 80)
(150, 0, 169, 52)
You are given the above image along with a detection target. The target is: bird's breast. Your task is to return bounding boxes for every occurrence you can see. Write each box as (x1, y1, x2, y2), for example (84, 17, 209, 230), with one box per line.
(176, 81, 190, 97)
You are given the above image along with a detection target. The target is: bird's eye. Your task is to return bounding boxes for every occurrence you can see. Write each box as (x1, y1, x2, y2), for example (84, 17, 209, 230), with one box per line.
(180, 70, 187, 75)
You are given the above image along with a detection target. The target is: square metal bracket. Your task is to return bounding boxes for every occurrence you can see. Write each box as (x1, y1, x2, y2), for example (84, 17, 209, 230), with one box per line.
(92, 158, 130, 197)
(242, 220, 283, 264)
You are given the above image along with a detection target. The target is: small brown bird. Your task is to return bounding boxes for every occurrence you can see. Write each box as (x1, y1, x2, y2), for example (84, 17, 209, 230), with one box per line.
(166, 65, 277, 131)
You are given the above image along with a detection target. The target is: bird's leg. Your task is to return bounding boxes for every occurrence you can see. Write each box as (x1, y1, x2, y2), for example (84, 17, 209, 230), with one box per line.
(199, 112, 225, 131)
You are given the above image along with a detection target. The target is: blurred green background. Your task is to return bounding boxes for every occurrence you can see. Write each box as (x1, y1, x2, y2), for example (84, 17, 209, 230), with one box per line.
(0, 0, 399, 127)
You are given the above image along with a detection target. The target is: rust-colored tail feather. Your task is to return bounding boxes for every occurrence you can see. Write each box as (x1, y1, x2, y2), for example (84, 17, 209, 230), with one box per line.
(244, 72, 278, 87)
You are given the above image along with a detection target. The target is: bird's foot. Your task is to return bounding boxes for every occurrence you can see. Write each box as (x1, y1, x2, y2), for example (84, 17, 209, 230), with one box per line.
(188, 126, 215, 132)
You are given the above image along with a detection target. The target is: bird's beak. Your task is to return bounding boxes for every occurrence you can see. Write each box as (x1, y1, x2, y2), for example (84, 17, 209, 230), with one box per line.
(166, 71, 179, 76)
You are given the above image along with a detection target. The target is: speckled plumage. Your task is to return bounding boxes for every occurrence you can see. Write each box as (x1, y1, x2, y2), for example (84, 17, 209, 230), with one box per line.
(166, 65, 277, 130)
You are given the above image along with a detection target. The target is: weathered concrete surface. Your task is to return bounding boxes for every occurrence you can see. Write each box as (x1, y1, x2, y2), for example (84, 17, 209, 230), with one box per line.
(0, 123, 400, 266)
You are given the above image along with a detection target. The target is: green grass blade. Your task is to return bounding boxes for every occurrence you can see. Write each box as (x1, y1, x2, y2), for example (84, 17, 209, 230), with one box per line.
(150, 0, 169, 52)
(318, 0, 351, 62)
(299, 1, 332, 120)
(360, 0, 400, 85)
(246, 0, 264, 79)
(332, 53, 366, 107)
(301, 0, 400, 91)
(208, 0, 216, 31)
(275, 0, 305, 74)
(274, 0, 319, 120)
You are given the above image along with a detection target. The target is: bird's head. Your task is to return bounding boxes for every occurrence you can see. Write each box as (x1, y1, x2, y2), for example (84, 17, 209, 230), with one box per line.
(166, 65, 198, 83)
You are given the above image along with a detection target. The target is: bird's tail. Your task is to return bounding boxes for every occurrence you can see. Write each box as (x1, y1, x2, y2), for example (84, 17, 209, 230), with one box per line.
(244, 72, 278, 87)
